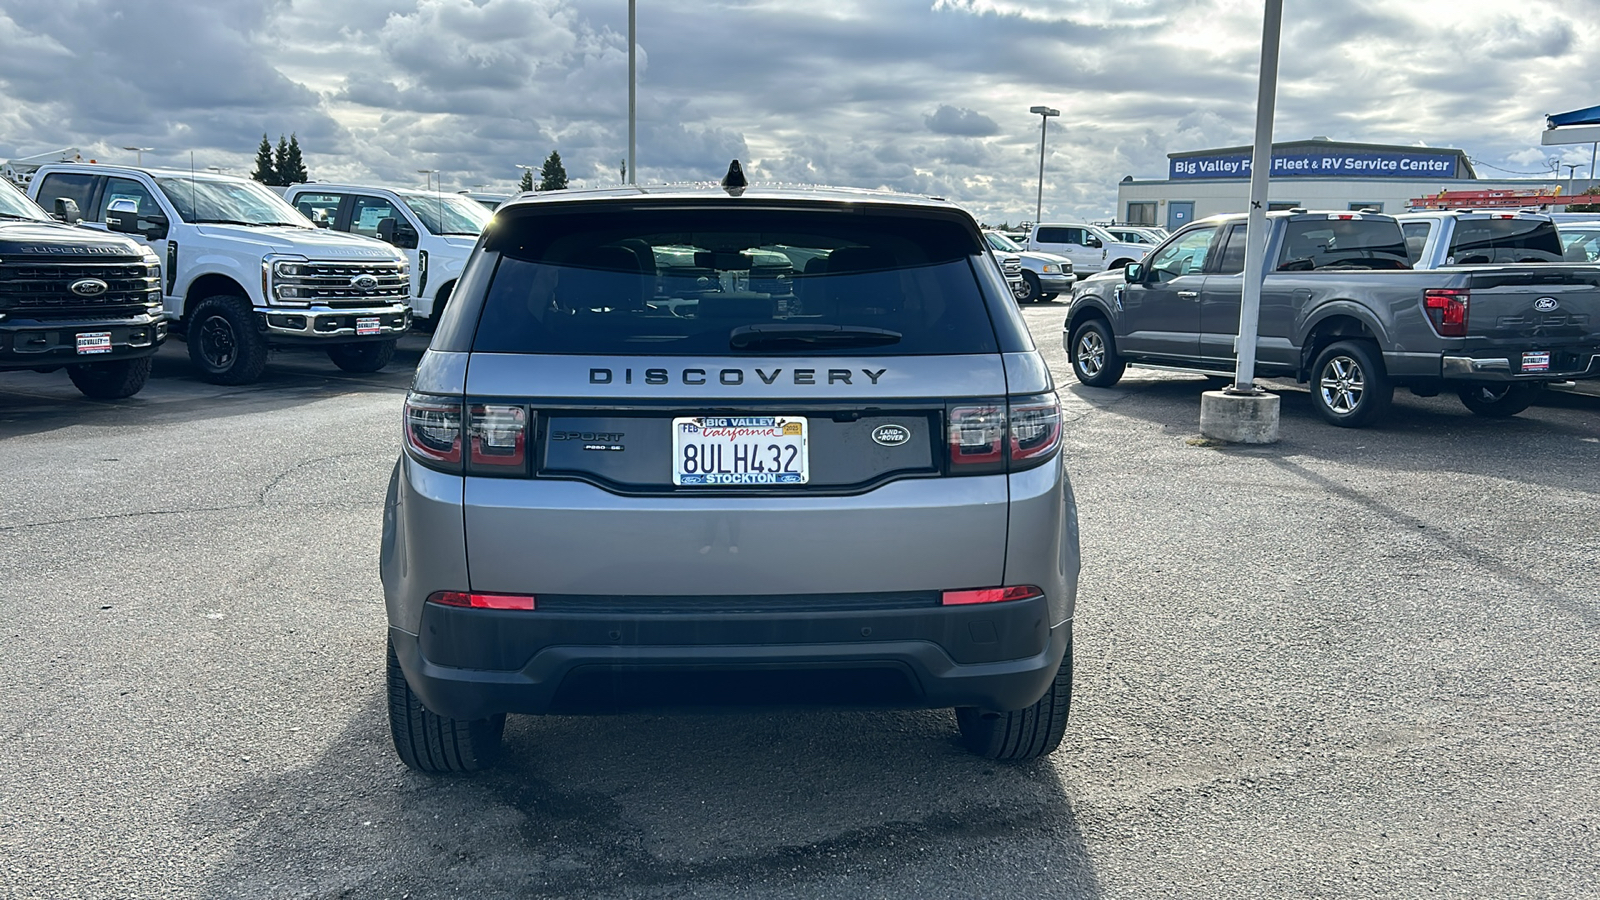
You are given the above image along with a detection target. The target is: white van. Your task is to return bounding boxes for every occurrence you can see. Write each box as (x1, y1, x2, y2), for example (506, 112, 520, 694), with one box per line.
(284, 184, 494, 326)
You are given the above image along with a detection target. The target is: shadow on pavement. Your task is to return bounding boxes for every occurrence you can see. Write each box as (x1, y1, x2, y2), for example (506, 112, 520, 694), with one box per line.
(192, 688, 1103, 899)
(1064, 376, 1600, 495)
(0, 335, 429, 441)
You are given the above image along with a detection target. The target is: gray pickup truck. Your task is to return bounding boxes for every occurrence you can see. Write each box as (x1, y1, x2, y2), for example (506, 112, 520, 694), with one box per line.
(1063, 210, 1600, 427)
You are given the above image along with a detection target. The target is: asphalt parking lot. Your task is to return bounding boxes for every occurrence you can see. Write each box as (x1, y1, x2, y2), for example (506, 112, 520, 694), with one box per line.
(2, 311, 1597, 899)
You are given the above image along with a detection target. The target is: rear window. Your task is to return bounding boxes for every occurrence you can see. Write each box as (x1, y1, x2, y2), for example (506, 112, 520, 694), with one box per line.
(1447, 219, 1563, 264)
(1277, 219, 1410, 271)
(471, 208, 999, 356)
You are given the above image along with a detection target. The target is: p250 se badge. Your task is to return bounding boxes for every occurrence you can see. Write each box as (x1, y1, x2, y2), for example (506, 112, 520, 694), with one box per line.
(1533, 297, 1560, 312)
(871, 424, 911, 447)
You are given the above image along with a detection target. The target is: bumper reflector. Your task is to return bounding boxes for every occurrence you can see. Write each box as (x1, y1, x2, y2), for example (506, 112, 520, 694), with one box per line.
(940, 585, 1043, 606)
(428, 591, 537, 611)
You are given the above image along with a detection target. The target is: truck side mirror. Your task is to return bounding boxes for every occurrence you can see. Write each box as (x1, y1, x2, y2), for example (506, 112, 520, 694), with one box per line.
(1124, 263, 1143, 282)
(1087, 236, 1103, 249)
(376, 216, 397, 243)
(376, 217, 418, 249)
(106, 199, 169, 241)
(54, 197, 81, 225)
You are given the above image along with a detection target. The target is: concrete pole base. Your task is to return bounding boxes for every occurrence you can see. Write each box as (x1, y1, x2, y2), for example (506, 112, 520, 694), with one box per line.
(1199, 390, 1281, 444)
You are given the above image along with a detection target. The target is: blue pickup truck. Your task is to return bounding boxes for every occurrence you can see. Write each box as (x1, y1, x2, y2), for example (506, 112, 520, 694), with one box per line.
(1063, 210, 1600, 427)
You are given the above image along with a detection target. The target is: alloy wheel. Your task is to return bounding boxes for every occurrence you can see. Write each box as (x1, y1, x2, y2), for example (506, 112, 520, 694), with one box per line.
(1076, 330, 1105, 377)
(199, 314, 237, 370)
(1319, 354, 1365, 414)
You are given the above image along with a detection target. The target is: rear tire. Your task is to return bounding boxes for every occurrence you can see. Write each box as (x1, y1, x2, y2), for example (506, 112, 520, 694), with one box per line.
(1309, 340, 1391, 428)
(387, 637, 505, 773)
(1070, 318, 1126, 387)
(327, 339, 397, 373)
(1458, 383, 1540, 417)
(957, 632, 1072, 761)
(67, 357, 152, 399)
(187, 295, 268, 385)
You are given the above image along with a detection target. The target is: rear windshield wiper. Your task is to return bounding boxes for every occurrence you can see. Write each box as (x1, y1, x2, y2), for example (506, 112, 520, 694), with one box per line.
(729, 323, 902, 351)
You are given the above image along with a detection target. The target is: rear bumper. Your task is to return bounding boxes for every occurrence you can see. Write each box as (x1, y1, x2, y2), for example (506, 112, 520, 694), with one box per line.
(0, 313, 167, 369)
(391, 596, 1069, 719)
(257, 303, 411, 341)
(1442, 351, 1600, 382)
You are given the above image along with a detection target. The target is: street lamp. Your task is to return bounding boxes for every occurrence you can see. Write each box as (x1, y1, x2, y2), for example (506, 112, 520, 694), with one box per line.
(416, 169, 440, 192)
(1564, 163, 1581, 197)
(122, 146, 153, 165)
(1029, 106, 1060, 226)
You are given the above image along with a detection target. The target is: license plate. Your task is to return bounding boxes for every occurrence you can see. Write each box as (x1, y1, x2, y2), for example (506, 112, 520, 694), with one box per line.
(76, 331, 112, 355)
(356, 317, 381, 336)
(673, 416, 809, 485)
(1522, 351, 1551, 373)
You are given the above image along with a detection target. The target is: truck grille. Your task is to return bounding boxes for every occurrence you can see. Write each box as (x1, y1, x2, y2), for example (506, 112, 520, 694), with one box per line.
(277, 260, 409, 308)
(1001, 258, 1023, 278)
(0, 258, 160, 314)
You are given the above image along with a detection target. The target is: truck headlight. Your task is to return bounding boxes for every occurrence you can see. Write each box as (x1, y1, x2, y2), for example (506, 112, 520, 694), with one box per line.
(1041, 264, 1058, 274)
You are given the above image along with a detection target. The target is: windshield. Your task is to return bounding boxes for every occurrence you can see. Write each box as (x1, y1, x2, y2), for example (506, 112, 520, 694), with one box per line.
(1088, 225, 1118, 244)
(398, 191, 493, 236)
(984, 232, 1023, 253)
(472, 208, 998, 356)
(1560, 227, 1600, 263)
(0, 180, 48, 221)
(154, 177, 312, 227)
(1276, 219, 1411, 271)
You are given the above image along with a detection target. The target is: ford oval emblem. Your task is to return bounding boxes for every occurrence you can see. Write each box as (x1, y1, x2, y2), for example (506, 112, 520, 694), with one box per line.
(872, 424, 911, 447)
(350, 274, 380, 291)
(69, 278, 109, 297)
(1533, 297, 1559, 312)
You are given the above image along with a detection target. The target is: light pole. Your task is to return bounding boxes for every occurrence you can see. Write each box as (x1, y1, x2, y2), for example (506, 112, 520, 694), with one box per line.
(628, 0, 636, 185)
(1564, 163, 1581, 197)
(416, 169, 440, 192)
(1029, 106, 1059, 225)
(515, 164, 537, 192)
(122, 146, 153, 165)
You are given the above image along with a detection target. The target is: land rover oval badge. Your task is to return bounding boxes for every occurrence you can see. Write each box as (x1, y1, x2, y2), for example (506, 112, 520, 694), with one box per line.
(1533, 297, 1559, 312)
(69, 278, 109, 297)
(872, 424, 910, 447)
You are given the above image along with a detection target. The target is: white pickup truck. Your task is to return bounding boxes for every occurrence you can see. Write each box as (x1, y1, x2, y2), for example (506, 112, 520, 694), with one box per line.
(30, 164, 411, 384)
(1026, 222, 1150, 277)
(283, 183, 492, 327)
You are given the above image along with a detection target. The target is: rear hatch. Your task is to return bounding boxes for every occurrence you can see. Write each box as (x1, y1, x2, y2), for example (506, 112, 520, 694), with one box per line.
(412, 198, 1054, 596)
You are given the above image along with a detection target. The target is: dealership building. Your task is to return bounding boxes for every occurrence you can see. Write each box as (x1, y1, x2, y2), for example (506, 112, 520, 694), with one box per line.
(1115, 137, 1594, 230)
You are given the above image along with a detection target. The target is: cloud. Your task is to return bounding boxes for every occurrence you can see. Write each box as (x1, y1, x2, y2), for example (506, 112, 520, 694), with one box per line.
(0, 0, 1596, 223)
(925, 106, 1001, 137)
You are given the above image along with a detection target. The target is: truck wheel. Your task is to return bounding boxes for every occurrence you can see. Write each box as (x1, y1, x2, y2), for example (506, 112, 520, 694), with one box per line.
(387, 637, 504, 773)
(1070, 319, 1126, 387)
(956, 632, 1072, 761)
(1458, 383, 1540, 417)
(1310, 340, 1392, 427)
(1019, 272, 1043, 304)
(327, 339, 397, 373)
(187, 295, 268, 385)
(66, 357, 152, 399)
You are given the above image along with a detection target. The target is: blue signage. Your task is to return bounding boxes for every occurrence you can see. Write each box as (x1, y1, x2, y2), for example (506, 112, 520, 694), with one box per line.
(1170, 149, 1457, 180)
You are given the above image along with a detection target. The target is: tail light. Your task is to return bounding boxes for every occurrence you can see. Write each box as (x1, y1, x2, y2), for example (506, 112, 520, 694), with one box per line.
(1424, 289, 1469, 337)
(948, 404, 1004, 467)
(404, 394, 531, 475)
(948, 393, 1063, 474)
(942, 585, 1043, 606)
(428, 590, 537, 611)
(468, 404, 527, 472)
(404, 393, 462, 468)
(1008, 393, 1062, 463)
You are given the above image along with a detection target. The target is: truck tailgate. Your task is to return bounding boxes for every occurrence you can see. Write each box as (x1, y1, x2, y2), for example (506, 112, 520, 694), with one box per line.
(1463, 267, 1600, 343)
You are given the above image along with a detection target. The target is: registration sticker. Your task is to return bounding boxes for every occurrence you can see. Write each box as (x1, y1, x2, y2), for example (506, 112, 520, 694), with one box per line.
(673, 416, 809, 486)
(76, 332, 112, 355)
(356, 317, 382, 336)
(1521, 351, 1551, 373)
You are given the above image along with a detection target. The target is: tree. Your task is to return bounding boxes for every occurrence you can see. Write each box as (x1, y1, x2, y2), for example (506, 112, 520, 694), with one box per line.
(538, 150, 568, 191)
(280, 133, 308, 185)
(271, 135, 290, 186)
(1568, 184, 1600, 213)
(251, 134, 276, 185)
(517, 168, 534, 192)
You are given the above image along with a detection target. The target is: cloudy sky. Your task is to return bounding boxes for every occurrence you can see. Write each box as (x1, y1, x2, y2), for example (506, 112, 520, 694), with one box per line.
(1, 0, 1597, 224)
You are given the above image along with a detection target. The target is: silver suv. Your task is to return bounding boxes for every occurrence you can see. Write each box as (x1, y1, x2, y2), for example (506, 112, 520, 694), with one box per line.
(380, 172, 1081, 771)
